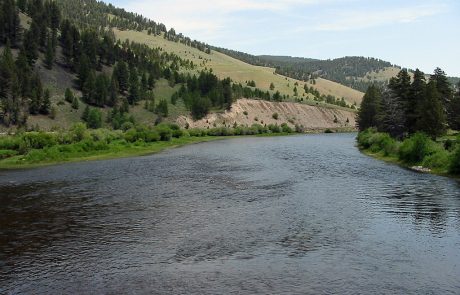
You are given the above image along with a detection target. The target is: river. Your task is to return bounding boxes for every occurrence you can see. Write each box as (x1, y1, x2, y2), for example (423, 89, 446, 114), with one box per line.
(1, 133, 459, 294)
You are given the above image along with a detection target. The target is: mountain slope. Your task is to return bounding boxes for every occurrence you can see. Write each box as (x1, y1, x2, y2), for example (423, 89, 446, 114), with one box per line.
(115, 29, 364, 106)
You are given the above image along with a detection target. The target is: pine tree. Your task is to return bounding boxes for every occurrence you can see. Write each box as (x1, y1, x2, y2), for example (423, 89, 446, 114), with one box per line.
(407, 69, 426, 133)
(449, 82, 460, 131)
(416, 80, 447, 138)
(357, 85, 381, 131)
(377, 88, 405, 138)
(45, 34, 54, 69)
(78, 54, 91, 89)
(81, 105, 90, 122)
(65, 88, 74, 103)
(430, 68, 453, 127)
(82, 70, 96, 104)
(40, 89, 51, 115)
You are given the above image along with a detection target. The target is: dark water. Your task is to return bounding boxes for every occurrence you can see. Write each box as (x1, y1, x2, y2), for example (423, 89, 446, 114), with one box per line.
(1, 133, 460, 294)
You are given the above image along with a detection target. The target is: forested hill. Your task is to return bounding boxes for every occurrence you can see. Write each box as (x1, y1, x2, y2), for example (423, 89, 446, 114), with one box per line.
(55, 0, 211, 53)
(213, 47, 396, 92)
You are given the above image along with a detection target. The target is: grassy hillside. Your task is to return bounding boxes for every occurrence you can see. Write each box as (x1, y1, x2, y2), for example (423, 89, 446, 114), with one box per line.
(114, 29, 364, 106)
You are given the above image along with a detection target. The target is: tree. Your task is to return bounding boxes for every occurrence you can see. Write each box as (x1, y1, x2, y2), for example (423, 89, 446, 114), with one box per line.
(155, 99, 169, 117)
(357, 85, 381, 131)
(65, 88, 74, 103)
(40, 89, 51, 115)
(190, 96, 210, 120)
(415, 80, 447, 138)
(377, 88, 405, 138)
(430, 68, 453, 127)
(45, 34, 54, 69)
(86, 108, 102, 129)
(407, 69, 426, 133)
(450, 82, 460, 130)
(114, 61, 129, 93)
(78, 54, 91, 89)
(270, 82, 275, 90)
(94, 73, 109, 106)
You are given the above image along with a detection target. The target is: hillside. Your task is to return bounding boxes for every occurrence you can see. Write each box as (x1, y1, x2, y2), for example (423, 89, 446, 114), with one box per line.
(1, 0, 362, 133)
(177, 98, 356, 131)
(114, 29, 364, 106)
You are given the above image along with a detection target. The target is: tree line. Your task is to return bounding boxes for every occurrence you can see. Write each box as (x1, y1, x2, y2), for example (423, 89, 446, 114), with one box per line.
(55, 0, 211, 53)
(357, 67, 460, 139)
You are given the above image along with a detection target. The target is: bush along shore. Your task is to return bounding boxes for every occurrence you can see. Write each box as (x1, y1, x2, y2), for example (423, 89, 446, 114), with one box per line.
(0, 122, 300, 169)
(357, 128, 460, 178)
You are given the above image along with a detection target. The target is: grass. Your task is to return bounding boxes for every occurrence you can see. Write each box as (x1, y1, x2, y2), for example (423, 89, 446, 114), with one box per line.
(357, 129, 460, 179)
(0, 136, 225, 169)
(113, 29, 364, 106)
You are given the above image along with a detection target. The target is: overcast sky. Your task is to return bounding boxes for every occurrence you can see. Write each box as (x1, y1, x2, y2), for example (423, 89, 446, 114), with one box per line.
(109, 0, 460, 76)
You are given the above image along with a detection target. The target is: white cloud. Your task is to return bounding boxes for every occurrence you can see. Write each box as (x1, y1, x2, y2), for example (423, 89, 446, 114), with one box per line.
(312, 4, 446, 31)
(123, 0, 321, 40)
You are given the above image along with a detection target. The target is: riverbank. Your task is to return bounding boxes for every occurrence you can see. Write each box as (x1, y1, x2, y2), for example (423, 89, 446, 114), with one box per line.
(357, 129, 460, 179)
(0, 122, 306, 170)
(0, 136, 228, 170)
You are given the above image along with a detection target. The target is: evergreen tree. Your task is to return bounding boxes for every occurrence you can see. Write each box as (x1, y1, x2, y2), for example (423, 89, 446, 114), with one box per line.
(65, 88, 74, 103)
(357, 85, 381, 131)
(0, 0, 21, 46)
(377, 88, 405, 138)
(407, 69, 426, 133)
(450, 82, 460, 130)
(155, 99, 169, 117)
(114, 61, 129, 93)
(45, 34, 54, 69)
(78, 54, 91, 89)
(81, 105, 90, 122)
(29, 73, 43, 115)
(40, 89, 51, 115)
(94, 73, 109, 106)
(430, 68, 453, 126)
(71, 97, 79, 109)
(82, 70, 96, 104)
(416, 80, 447, 138)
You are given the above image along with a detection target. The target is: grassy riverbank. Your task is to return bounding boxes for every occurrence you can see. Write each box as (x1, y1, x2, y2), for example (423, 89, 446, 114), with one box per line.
(0, 122, 301, 169)
(357, 128, 460, 178)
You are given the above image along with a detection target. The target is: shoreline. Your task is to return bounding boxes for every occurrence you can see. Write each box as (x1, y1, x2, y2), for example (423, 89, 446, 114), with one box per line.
(0, 136, 227, 170)
(359, 147, 459, 180)
(0, 129, 357, 170)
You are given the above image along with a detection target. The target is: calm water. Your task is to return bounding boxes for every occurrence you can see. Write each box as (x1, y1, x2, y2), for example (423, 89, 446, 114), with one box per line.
(1, 133, 460, 294)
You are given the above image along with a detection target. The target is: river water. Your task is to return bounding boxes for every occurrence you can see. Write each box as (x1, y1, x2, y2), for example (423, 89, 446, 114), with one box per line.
(1, 133, 459, 294)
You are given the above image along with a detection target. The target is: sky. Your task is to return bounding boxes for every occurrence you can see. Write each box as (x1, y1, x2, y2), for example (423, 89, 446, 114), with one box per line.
(110, 0, 460, 76)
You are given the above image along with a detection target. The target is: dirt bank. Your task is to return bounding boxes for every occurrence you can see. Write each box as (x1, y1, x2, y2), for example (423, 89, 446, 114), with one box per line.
(177, 99, 357, 131)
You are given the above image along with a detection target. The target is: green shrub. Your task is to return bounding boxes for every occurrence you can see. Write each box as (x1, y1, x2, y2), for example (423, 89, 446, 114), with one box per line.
(0, 149, 18, 159)
(449, 146, 460, 174)
(71, 123, 89, 142)
(18, 132, 58, 153)
(272, 113, 279, 120)
(0, 136, 21, 150)
(268, 124, 281, 133)
(399, 133, 434, 164)
(281, 123, 293, 133)
(422, 148, 450, 170)
(368, 132, 398, 156)
(155, 125, 172, 141)
(357, 128, 377, 148)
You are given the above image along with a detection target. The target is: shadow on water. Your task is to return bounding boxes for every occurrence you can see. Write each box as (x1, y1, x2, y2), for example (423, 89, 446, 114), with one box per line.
(376, 179, 460, 234)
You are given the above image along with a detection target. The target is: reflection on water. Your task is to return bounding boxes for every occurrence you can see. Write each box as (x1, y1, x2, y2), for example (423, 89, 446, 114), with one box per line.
(1, 133, 459, 294)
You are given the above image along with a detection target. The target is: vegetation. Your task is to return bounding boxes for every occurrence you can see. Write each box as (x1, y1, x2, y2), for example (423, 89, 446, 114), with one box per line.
(357, 128, 459, 176)
(0, 122, 299, 168)
(357, 67, 459, 177)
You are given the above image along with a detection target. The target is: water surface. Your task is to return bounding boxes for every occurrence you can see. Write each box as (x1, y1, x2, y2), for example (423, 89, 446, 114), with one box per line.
(1, 133, 459, 294)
